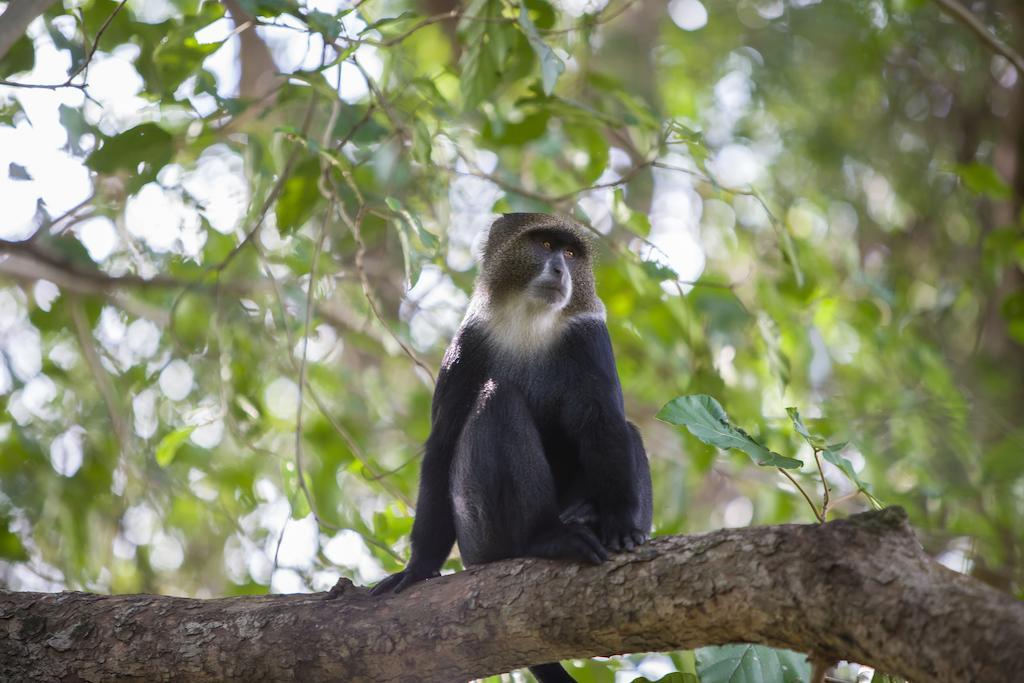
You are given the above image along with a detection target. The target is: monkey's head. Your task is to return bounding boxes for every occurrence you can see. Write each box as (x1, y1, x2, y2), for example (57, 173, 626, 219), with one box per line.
(478, 213, 600, 317)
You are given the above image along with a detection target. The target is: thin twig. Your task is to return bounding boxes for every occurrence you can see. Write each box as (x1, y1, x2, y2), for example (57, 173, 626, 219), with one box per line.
(293, 221, 329, 532)
(0, 0, 127, 90)
(812, 448, 830, 521)
(778, 468, 825, 523)
(68, 296, 132, 456)
(67, 0, 128, 82)
(931, 0, 1024, 77)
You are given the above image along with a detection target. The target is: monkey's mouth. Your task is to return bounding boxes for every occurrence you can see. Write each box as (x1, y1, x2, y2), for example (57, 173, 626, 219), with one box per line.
(530, 282, 569, 305)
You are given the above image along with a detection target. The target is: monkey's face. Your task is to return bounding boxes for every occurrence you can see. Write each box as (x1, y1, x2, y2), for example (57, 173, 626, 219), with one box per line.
(523, 230, 579, 310)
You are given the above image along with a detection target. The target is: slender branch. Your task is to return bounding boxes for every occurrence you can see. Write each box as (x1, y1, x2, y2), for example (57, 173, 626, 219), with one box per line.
(778, 467, 826, 523)
(67, 296, 132, 456)
(68, 0, 128, 82)
(293, 221, 329, 529)
(813, 448, 831, 521)
(931, 0, 1024, 77)
(0, 0, 127, 90)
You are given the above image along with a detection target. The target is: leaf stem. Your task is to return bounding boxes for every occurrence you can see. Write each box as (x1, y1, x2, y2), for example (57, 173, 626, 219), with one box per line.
(778, 468, 825, 524)
(813, 448, 830, 521)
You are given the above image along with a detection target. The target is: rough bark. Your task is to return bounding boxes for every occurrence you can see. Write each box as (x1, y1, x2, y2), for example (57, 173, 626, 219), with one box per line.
(1, 508, 1022, 682)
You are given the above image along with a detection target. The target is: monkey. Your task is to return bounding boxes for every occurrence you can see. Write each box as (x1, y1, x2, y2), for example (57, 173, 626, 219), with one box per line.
(371, 213, 653, 683)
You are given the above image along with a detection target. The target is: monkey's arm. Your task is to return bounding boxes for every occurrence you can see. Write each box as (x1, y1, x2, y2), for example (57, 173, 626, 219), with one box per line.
(564, 319, 651, 551)
(371, 326, 488, 595)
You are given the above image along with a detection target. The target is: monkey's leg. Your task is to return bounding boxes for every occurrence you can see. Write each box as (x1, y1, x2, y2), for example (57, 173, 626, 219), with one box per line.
(450, 385, 607, 566)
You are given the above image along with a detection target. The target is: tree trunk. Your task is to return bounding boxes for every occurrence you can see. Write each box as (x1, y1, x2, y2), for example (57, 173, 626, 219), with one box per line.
(0, 0, 57, 61)
(1, 508, 1021, 682)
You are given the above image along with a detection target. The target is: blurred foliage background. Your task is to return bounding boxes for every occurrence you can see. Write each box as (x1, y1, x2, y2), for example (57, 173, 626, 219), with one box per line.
(0, 0, 1022, 679)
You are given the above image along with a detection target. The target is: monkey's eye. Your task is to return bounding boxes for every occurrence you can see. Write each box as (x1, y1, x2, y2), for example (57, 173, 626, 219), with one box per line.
(565, 248, 575, 259)
(542, 240, 553, 251)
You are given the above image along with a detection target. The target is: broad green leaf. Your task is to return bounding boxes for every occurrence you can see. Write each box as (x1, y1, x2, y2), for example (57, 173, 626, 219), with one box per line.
(305, 9, 345, 40)
(155, 427, 196, 467)
(821, 444, 877, 503)
(153, 37, 221, 95)
(0, 516, 28, 561)
(86, 123, 174, 189)
(275, 156, 322, 234)
(697, 644, 810, 683)
(518, 4, 565, 96)
(657, 395, 802, 469)
(459, 0, 511, 108)
(956, 163, 1012, 200)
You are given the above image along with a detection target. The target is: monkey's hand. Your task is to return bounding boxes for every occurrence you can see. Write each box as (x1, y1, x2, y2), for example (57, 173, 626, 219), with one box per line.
(598, 507, 649, 553)
(370, 564, 440, 596)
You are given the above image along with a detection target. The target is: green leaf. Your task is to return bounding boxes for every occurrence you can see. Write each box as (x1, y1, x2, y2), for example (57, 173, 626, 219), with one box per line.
(657, 395, 802, 469)
(0, 34, 35, 77)
(697, 644, 810, 683)
(1002, 291, 1024, 346)
(0, 516, 28, 561)
(759, 314, 791, 389)
(785, 406, 826, 449)
(640, 259, 678, 282)
(613, 189, 652, 236)
(385, 196, 439, 250)
(0, 99, 26, 126)
(153, 37, 221, 95)
(155, 427, 196, 467)
(518, 3, 564, 96)
(359, 10, 418, 34)
(237, 0, 300, 17)
(821, 443, 875, 499)
(86, 123, 175, 190)
(460, 0, 510, 108)
(275, 156, 322, 234)
(280, 461, 312, 519)
(305, 9, 345, 40)
(956, 163, 1011, 200)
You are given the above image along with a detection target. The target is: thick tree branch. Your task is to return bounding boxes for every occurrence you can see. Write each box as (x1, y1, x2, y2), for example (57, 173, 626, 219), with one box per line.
(1, 508, 1022, 682)
(0, 0, 56, 61)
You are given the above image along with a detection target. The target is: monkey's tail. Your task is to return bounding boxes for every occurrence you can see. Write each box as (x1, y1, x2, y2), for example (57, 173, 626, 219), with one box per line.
(528, 663, 576, 682)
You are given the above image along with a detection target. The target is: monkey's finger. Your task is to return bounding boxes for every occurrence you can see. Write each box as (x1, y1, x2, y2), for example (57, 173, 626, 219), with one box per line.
(572, 527, 609, 563)
(392, 575, 417, 594)
(370, 573, 402, 596)
(621, 533, 636, 551)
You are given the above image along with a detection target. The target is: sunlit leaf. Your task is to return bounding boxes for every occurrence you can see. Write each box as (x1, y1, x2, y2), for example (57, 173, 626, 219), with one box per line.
(658, 395, 802, 469)
(697, 644, 810, 683)
(518, 4, 565, 96)
(956, 163, 1012, 200)
(86, 123, 174, 189)
(155, 427, 196, 467)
